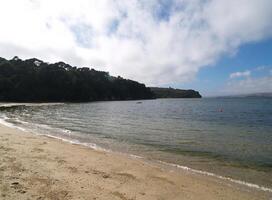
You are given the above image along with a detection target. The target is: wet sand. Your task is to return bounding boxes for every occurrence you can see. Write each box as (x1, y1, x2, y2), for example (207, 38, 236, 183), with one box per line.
(0, 124, 271, 200)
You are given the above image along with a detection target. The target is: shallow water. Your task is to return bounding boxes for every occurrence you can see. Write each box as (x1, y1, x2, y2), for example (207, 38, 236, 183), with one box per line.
(0, 98, 272, 188)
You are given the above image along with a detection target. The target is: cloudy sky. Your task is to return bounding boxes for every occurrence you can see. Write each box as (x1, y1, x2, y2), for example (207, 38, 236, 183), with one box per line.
(0, 0, 272, 96)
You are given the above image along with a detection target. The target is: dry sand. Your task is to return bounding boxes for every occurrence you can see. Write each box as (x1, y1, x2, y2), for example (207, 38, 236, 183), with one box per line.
(0, 124, 271, 200)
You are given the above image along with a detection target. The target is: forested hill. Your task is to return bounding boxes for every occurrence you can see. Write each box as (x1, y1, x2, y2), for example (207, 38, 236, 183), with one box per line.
(150, 87, 201, 98)
(0, 56, 154, 102)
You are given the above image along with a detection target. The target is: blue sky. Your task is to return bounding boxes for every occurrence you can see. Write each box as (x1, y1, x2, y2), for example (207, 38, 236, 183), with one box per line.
(0, 0, 272, 96)
(176, 38, 272, 96)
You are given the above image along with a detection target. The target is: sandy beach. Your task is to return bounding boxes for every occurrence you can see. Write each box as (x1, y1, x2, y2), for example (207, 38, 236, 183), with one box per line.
(0, 124, 271, 200)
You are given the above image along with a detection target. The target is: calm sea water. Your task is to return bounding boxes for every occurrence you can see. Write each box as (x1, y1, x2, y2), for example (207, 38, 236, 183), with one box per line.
(1, 98, 272, 188)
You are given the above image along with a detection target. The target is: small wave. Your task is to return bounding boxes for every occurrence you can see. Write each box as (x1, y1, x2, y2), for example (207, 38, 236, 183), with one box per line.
(81, 142, 111, 152)
(62, 129, 72, 135)
(129, 154, 144, 159)
(32, 123, 53, 130)
(10, 117, 30, 125)
(0, 105, 27, 111)
(41, 134, 81, 145)
(0, 102, 65, 107)
(0, 103, 64, 112)
(42, 134, 109, 152)
(0, 115, 27, 132)
(157, 160, 272, 193)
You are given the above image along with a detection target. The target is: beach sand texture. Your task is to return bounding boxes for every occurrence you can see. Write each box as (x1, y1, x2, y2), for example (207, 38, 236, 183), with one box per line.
(0, 124, 271, 200)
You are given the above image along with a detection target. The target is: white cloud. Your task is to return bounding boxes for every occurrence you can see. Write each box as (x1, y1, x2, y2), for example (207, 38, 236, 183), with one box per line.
(0, 0, 272, 86)
(208, 66, 272, 96)
(223, 76, 272, 95)
(255, 66, 266, 71)
(230, 70, 251, 79)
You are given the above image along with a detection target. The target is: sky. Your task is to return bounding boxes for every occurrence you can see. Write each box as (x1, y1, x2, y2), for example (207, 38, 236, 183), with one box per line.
(0, 0, 272, 96)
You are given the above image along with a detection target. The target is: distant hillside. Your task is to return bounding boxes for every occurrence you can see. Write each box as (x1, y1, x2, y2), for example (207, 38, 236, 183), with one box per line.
(150, 87, 201, 98)
(216, 93, 272, 98)
(240, 93, 272, 98)
(0, 56, 154, 102)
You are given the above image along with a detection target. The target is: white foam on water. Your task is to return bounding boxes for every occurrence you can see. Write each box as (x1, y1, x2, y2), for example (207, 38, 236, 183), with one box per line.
(62, 129, 72, 135)
(157, 160, 272, 193)
(0, 115, 27, 132)
(81, 142, 111, 152)
(33, 123, 53, 130)
(129, 154, 144, 159)
(41, 134, 81, 145)
(42, 134, 110, 152)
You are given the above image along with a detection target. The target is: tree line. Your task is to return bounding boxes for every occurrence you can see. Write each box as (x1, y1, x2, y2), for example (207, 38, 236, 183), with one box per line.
(149, 87, 201, 98)
(0, 56, 154, 102)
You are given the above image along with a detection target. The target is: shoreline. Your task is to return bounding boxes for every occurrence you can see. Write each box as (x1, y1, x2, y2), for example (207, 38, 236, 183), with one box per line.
(43, 132, 272, 194)
(1, 113, 272, 193)
(0, 124, 271, 199)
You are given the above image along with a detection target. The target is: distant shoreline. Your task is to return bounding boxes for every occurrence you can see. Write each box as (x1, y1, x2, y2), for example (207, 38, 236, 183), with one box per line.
(0, 56, 202, 102)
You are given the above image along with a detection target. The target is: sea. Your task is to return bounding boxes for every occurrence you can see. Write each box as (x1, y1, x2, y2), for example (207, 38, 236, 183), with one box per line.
(0, 97, 271, 191)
